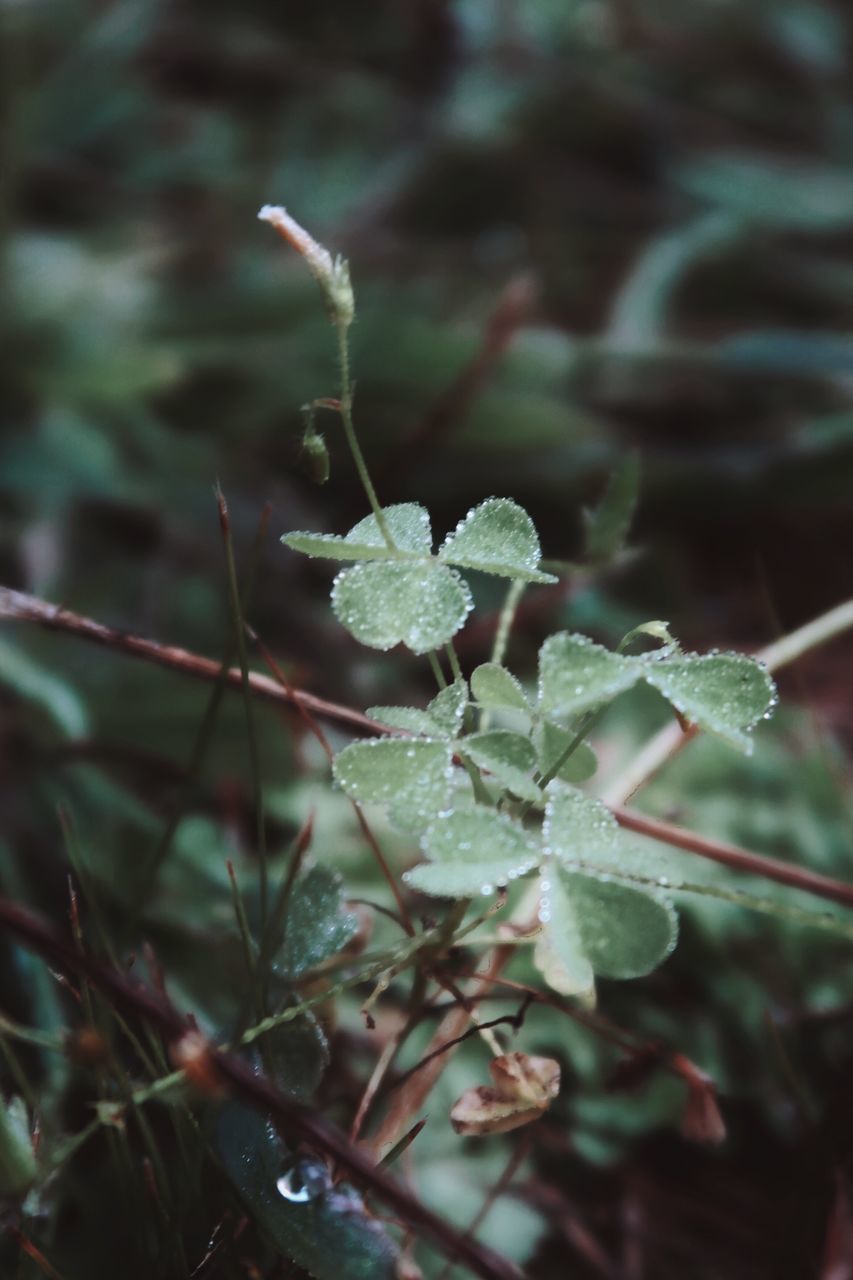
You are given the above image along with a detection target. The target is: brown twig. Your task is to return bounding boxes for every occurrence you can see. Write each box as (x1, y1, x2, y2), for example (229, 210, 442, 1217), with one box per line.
(611, 805, 853, 912)
(6, 587, 853, 911)
(385, 997, 533, 1098)
(0, 893, 521, 1280)
(0, 587, 385, 738)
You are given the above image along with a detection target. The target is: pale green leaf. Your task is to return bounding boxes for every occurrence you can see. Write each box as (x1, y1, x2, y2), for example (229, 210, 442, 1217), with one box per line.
(459, 730, 541, 801)
(346, 503, 433, 554)
(555, 866, 677, 979)
(333, 738, 452, 832)
(427, 679, 468, 738)
(640, 651, 776, 752)
(217, 1103, 399, 1280)
(534, 867, 594, 997)
(0, 635, 88, 738)
(365, 706, 443, 736)
(538, 632, 639, 718)
(534, 860, 677, 996)
(533, 721, 597, 783)
(438, 498, 557, 583)
(332, 561, 472, 654)
(582, 452, 640, 563)
(544, 782, 671, 882)
(406, 808, 538, 898)
(470, 663, 530, 712)
(283, 503, 431, 562)
(544, 782, 623, 862)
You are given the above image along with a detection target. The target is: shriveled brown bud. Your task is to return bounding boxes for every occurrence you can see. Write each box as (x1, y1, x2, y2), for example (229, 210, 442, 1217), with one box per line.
(170, 1030, 227, 1099)
(451, 1052, 560, 1138)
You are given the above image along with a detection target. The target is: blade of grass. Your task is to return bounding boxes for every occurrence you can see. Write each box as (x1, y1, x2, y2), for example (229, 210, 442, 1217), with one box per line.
(216, 487, 268, 929)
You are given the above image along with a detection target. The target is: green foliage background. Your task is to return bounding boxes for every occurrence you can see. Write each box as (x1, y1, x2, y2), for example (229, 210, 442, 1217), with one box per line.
(2, 1, 853, 1277)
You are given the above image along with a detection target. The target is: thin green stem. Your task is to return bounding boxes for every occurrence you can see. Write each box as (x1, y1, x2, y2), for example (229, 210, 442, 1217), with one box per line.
(336, 323, 393, 546)
(491, 580, 525, 668)
(480, 580, 525, 732)
(237, 908, 493, 1051)
(534, 706, 605, 794)
(136, 504, 271, 911)
(445, 643, 464, 686)
(218, 488, 268, 927)
(427, 650, 448, 690)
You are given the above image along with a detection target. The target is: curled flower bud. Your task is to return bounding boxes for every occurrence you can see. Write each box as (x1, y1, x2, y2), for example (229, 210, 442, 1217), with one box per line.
(258, 205, 355, 328)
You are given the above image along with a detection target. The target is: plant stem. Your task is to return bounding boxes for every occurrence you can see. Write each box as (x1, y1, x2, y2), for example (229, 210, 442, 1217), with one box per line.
(491, 580, 525, 668)
(428, 649, 448, 690)
(336, 322, 393, 546)
(217, 488, 268, 926)
(535, 706, 603, 791)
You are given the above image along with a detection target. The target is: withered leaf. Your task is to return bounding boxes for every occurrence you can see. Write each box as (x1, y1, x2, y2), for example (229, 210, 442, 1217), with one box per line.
(450, 1052, 560, 1137)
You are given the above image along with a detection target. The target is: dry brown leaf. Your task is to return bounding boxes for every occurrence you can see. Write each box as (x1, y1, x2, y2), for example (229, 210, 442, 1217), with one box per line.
(450, 1051, 560, 1137)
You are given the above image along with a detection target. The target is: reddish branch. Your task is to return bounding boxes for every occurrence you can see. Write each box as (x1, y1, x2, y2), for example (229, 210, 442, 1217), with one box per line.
(4, 586, 853, 911)
(0, 893, 521, 1280)
(0, 587, 381, 737)
(611, 805, 853, 912)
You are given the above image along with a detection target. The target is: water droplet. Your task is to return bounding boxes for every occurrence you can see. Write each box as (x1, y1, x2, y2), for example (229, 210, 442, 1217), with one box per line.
(276, 1158, 330, 1204)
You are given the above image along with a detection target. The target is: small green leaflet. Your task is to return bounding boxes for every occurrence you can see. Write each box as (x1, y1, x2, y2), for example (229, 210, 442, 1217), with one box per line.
(439, 498, 557, 584)
(284, 500, 554, 654)
(637, 651, 777, 751)
(538, 632, 776, 752)
(427, 679, 468, 738)
(459, 730, 541, 802)
(368, 680, 467, 740)
(407, 783, 678, 996)
(332, 561, 472, 654)
(470, 663, 530, 712)
(333, 738, 453, 833)
(404, 809, 539, 898)
(538, 633, 640, 718)
(283, 503, 432, 562)
(536, 865, 677, 996)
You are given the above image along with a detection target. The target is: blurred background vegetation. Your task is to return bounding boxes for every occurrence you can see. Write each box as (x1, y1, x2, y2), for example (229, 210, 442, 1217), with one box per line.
(3, 1, 853, 1277)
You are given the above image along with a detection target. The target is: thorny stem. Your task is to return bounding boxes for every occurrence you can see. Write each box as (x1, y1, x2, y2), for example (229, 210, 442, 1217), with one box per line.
(336, 322, 393, 546)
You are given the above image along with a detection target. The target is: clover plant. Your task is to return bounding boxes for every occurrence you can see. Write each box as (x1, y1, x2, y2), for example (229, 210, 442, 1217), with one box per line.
(261, 204, 778, 1002)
